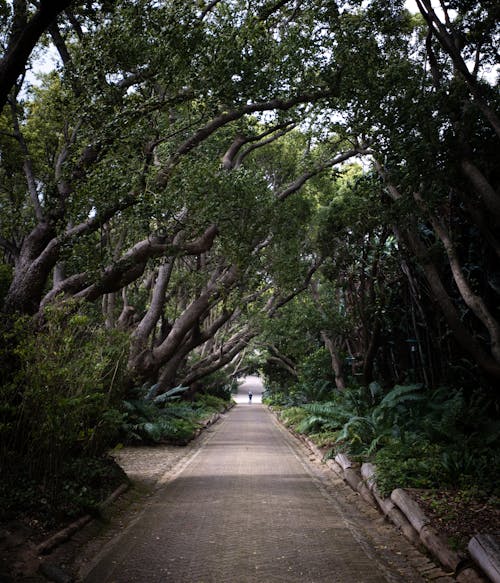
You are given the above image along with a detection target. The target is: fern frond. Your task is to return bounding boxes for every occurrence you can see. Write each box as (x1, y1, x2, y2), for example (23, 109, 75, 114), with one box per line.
(379, 384, 424, 408)
(153, 385, 189, 405)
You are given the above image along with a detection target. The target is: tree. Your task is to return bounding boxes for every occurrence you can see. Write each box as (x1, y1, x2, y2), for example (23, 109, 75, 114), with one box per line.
(0, 0, 74, 111)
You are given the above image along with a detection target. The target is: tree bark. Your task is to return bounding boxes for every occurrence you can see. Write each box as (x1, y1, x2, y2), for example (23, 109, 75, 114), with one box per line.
(406, 226, 500, 379)
(376, 160, 500, 380)
(0, 0, 74, 112)
(321, 332, 346, 390)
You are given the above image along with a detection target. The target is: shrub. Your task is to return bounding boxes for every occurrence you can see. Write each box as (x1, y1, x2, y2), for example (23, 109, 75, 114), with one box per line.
(280, 406, 309, 428)
(194, 393, 229, 413)
(0, 456, 126, 525)
(0, 304, 129, 501)
(273, 381, 500, 497)
(121, 397, 199, 444)
(374, 437, 444, 496)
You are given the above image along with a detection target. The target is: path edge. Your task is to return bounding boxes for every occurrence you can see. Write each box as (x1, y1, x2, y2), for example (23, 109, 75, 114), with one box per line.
(36, 404, 234, 582)
(268, 406, 490, 583)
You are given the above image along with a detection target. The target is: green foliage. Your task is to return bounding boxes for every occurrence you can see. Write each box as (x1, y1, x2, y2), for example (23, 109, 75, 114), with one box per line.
(374, 438, 444, 497)
(293, 348, 336, 402)
(193, 369, 237, 402)
(276, 381, 500, 496)
(0, 305, 129, 486)
(0, 0, 498, 531)
(120, 383, 231, 445)
(280, 406, 309, 429)
(194, 393, 230, 413)
(121, 396, 198, 444)
(0, 456, 126, 525)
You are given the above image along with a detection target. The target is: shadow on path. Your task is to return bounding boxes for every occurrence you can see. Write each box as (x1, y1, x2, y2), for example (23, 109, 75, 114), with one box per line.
(81, 378, 445, 583)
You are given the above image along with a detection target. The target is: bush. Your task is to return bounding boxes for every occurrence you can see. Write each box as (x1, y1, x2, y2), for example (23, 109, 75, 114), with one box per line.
(374, 437, 444, 496)
(121, 398, 198, 444)
(194, 393, 229, 413)
(120, 384, 231, 445)
(0, 304, 129, 503)
(193, 369, 236, 401)
(272, 381, 500, 497)
(280, 406, 309, 428)
(0, 455, 126, 525)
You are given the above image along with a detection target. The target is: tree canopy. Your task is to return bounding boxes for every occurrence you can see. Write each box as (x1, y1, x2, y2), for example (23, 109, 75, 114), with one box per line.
(0, 0, 499, 502)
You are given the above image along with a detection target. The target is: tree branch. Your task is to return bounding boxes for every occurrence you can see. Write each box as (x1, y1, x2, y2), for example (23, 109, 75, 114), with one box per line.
(156, 88, 338, 186)
(221, 121, 295, 170)
(0, 0, 74, 112)
(267, 259, 322, 317)
(277, 149, 361, 200)
(9, 100, 44, 221)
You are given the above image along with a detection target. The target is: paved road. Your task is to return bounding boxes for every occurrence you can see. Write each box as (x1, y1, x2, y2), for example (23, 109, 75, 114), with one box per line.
(234, 375, 263, 404)
(82, 379, 449, 583)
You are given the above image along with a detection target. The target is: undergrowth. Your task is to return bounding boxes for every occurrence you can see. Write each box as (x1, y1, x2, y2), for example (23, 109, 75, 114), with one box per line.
(265, 382, 500, 498)
(120, 384, 231, 445)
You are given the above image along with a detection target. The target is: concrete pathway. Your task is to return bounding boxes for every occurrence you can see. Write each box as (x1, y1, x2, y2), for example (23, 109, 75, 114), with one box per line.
(81, 378, 448, 583)
(233, 375, 263, 404)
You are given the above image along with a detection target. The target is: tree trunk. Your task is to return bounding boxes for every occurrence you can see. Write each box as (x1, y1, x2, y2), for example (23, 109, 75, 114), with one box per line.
(3, 222, 57, 314)
(321, 332, 346, 390)
(405, 227, 500, 380)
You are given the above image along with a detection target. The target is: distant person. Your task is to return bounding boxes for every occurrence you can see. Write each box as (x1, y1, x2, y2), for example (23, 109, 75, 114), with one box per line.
(248, 391, 253, 403)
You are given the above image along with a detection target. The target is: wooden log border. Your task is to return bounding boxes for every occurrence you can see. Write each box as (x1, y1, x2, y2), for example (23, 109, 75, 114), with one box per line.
(271, 408, 490, 583)
(36, 402, 234, 564)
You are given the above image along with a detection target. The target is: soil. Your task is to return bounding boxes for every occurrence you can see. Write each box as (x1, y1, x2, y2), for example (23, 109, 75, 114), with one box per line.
(410, 488, 500, 553)
(0, 439, 207, 582)
(0, 459, 125, 582)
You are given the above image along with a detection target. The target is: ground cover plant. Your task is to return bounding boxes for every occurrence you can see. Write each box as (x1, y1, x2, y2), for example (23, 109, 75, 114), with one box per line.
(264, 379, 500, 551)
(120, 383, 233, 445)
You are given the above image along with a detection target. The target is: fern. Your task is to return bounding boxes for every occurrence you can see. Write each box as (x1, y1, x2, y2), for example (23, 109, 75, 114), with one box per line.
(378, 383, 424, 408)
(296, 415, 327, 433)
(336, 415, 375, 443)
(153, 385, 189, 405)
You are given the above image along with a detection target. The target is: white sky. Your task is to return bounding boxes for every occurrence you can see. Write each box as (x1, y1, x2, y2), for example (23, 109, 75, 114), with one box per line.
(405, 0, 419, 13)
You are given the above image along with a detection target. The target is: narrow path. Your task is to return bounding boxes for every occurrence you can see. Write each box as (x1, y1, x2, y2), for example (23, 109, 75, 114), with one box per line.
(81, 379, 449, 583)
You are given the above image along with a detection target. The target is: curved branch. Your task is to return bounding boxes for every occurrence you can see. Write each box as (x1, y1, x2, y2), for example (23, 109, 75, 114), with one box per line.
(277, 149, 361, 200)
(221, 121, 295, 170)
(156, 88, 338, 186)
(0, 0, 73, 111)
(179, 329, 256, 387)
(41, 225, 219, 309)
(267, 259, 322, 316)
(234, 123, 296, 168)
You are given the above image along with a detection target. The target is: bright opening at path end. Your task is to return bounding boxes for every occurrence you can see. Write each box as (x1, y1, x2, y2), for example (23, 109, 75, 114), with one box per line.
(234, 375, 264, 404)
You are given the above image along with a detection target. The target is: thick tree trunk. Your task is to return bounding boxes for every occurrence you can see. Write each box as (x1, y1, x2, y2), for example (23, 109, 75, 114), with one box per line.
(132, 261, 175, 346)
(321, 332, 346, 390)
(3, 222, 57, 314)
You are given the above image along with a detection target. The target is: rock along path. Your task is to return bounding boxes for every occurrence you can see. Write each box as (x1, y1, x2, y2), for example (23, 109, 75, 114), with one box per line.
(81, 377, 452, 583)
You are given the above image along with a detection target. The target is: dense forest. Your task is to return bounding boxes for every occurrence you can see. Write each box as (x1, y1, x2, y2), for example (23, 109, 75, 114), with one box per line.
(0, 0, 499, 531)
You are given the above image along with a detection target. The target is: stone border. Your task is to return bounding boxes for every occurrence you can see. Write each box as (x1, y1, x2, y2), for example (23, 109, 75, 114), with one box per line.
(271, 409, 490, 583)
